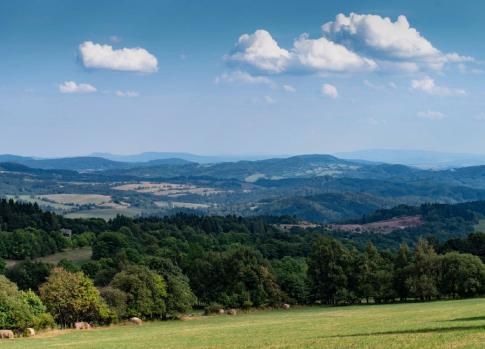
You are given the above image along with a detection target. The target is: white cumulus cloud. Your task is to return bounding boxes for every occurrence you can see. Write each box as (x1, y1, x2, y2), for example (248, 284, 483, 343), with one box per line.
(290, 34, 376, 73)
(224, 30, 290, 74)
(79, 41, 158, 73)
(224, 29, 375, 75)
(321, 84, 338, 98)
(411, 76, 466, 96)
(322, 13, 472, 71)
(59, 81, 97, 94)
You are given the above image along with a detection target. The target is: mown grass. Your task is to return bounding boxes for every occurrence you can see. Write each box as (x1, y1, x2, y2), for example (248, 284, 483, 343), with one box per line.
(4, 298, 485, 349)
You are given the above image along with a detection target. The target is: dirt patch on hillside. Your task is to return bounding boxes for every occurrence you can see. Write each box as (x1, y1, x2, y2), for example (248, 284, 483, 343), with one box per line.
(330, 215, 422, 234)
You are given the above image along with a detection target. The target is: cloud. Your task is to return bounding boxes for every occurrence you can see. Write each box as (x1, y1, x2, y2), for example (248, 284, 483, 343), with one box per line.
(214, 71, 273, 85)
(264, 95, 276, 104)
(59, 81, 97, 94)
(224, 30, 290, 74)
(321, 83, 338, 98)
(290, 34, 376, 73)
(224, 29, 375, 75)
(79, 41, 158, 73)
(224, 14, 472, 77)
(417, 110, 445, 120)
(411, 76, 466, 96)
(322, 13, 472, 71)
(282, 84, 296, 92)
(116, 90, 139, 97)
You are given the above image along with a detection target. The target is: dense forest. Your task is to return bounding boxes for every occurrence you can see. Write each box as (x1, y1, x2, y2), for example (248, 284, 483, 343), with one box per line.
(3, 198, 485, 333)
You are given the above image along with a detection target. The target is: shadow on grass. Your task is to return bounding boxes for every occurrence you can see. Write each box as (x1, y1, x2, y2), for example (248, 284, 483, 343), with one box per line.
(448, 316, 485, 322)
(325, 325, 485, 338)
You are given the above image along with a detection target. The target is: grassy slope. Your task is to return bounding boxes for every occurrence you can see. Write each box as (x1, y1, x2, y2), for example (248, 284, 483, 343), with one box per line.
(5, 247, 92, 268)
(6, 298, 485, 349)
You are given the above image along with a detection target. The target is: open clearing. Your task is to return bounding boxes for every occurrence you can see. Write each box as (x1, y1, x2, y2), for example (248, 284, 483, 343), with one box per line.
(330, 215, 422, 234)
(5, 247, 92, 268)
(5, 298, 485, 349)
(38, 194, 112, 205)
(113, 182, 225, 197)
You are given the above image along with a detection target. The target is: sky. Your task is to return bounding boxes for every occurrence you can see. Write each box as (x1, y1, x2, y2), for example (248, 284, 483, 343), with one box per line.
(1, 0, 485, 157)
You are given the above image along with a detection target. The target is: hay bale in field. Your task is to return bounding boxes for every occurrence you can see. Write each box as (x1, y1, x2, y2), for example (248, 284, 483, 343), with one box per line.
(226, 309, 237, 316)
(129, 317, 143, 325)
(0, 330, 14, 339)
(25, 328, 35, 337)
(74, 322, 91, 330)
(282, 303, 290, 309)
(218, 308, 225, 315)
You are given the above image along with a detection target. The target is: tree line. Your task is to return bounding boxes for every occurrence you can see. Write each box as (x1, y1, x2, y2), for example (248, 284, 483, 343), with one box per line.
(2, 198, 485, 333)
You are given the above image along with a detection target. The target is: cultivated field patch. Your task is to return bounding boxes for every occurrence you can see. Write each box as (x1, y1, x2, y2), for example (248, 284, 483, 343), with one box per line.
(330, 215, 422, 234)
(113, 182, 225, 197)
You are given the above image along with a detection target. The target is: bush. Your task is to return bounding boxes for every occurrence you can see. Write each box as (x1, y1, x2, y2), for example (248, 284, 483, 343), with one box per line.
(39, 268, 111, 327)
(0, 276, 53, 331)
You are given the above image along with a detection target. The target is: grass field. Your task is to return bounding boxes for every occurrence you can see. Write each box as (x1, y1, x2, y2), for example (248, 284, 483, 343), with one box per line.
(4, 298, 485, 349)
(5, 247, 92, 268)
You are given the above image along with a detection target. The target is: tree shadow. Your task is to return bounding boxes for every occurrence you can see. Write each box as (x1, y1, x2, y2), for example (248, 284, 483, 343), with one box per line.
(325, 325, 485, 338)
(448, 316, 485, 322)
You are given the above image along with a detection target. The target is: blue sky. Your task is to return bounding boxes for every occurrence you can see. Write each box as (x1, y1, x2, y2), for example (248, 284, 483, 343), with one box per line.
(1, 0, 484, 157)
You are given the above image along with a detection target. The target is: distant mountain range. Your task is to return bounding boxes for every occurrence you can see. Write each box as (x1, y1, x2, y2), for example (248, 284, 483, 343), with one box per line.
(336, 149, 485, 169)
(0, 155, 192, 172)
(90, 152, 283, 164)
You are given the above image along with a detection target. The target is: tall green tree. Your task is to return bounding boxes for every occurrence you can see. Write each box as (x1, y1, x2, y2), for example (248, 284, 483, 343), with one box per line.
(39, 268, 110, 327)
(308, 237, 354, 305)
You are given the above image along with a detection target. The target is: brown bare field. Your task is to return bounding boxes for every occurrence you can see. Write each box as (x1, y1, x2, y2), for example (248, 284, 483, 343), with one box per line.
(113, 182, 225, 197)
(330, 215, 422, 234)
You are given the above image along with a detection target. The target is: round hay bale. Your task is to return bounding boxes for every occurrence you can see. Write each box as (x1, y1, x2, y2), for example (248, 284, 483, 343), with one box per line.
(226, 309, 237, 316)
(129, 317, 143, 325)
(0, 330, 14, 339)
(25, 328, 35, 337)
(218, 309, 225, 315)
(74, 321, 91, 330)
(282, 303, 290, 309)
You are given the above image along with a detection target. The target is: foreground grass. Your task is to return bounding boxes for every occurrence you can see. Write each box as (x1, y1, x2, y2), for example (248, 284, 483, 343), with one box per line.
(4, 298, 485, 349)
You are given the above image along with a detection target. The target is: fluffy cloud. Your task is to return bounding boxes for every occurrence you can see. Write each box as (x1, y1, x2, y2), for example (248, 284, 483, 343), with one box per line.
(79, 41, 158, 73)
(116, 90, 139, 97)
(59, 81, 97, 94)
(322, 13, 472, 71)
(411, 76, 466, 96)
(321, 83, 338, 98)
(214, 71, 273, 85)
(225, 30, 375, 75)
(417, 110, 445, 120)
(291, 34, 376, 73)
(225, 14, 472, 77)
(224, 30, 290, 74)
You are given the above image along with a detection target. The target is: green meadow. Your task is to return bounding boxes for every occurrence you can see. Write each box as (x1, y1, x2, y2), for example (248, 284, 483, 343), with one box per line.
(5, 298, 485, 349)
